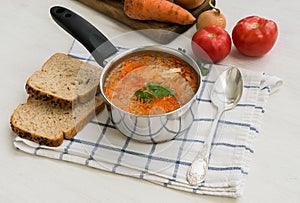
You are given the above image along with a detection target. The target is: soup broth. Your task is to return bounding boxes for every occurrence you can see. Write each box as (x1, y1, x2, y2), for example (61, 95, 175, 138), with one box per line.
(104, 53, 199, 115)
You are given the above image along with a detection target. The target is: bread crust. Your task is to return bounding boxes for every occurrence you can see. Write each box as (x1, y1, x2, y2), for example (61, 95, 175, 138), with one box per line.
(10, 96, 105, 147)
(11, 53, 105, 147)
(25, 53, 101, 109)
(10, 118, 64, 147)
(25, 83, 73, 109)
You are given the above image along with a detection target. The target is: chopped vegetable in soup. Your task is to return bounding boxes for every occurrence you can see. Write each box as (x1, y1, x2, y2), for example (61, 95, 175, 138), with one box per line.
(104, 53, 199, 115)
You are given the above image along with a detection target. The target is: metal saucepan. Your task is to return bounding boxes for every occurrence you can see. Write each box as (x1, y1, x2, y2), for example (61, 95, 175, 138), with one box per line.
(50, 6, 202, 143)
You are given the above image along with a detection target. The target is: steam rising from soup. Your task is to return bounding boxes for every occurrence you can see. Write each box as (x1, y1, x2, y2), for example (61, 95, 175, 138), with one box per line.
(104, 53, 199, 115)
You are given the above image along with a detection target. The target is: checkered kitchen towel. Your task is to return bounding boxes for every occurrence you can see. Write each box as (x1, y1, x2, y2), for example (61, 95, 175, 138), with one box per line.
(13, 39, 283, 198)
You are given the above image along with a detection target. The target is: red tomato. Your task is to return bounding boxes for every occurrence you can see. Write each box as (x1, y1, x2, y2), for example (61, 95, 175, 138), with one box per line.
(191, 25, 231, 63)
(232, 16, 278, 57)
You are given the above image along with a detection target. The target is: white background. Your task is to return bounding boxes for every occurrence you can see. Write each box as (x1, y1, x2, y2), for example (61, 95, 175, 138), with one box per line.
(1, 0, 299, 202)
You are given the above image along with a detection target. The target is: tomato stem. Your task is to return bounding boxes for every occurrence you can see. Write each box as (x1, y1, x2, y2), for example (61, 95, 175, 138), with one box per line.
(208, 33, 216, 38)
(251, 23, 259, 29)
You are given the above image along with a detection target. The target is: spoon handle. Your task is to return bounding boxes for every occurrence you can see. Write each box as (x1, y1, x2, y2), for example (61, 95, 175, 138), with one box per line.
(186, 108, 223, 186)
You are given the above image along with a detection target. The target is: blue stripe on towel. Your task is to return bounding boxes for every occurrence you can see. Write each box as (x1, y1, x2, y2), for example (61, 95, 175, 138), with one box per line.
(70, 138, 192, 166)
(112, 137, 131, 173)
(59, 139, 74, 160)
(208, 166, 248, 175)
(139, 144, 157, 178)
(85, 117, 110, 165)
(212, 142, 254, 153)
(193, 117, 259, 133)
(244, 85, 260, 89)
(90, 120, 116, 129)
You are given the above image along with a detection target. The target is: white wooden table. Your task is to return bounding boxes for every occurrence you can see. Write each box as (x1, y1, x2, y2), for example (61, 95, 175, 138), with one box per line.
(1, 0, 299, 202)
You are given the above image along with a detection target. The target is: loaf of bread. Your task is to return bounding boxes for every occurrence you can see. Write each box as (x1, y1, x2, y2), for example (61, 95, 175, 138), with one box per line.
(10, 96, 104, 147)
(26, 53, 102, 108)
(11, 53, 105, 147)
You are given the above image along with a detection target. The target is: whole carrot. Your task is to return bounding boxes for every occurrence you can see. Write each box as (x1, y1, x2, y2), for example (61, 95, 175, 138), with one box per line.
(124, 0, 196, 25)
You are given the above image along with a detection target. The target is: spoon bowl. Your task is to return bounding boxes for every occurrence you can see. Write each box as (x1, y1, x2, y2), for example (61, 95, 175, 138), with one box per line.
(186, 67, 243, 186)
(211, 67, 243, 110)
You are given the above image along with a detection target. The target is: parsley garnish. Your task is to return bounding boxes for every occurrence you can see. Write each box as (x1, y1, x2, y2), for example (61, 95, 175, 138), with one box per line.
(135, 83, 175, 102)
(196, 59, 210, 76)
(135, 90, 153, 103)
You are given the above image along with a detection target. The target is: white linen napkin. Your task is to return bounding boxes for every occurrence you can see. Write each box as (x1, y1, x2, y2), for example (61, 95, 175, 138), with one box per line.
(13, 37, 282, 198)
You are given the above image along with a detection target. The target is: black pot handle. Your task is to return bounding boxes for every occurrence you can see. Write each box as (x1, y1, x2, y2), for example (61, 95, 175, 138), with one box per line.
(50, 6, 118, 67)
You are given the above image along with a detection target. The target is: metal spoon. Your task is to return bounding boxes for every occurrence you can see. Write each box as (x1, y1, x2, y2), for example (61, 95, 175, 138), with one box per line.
(186, 67, 243, 186)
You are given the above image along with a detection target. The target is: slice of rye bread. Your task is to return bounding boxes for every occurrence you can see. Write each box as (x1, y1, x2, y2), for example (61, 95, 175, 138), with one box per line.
(10, 96, 105, 147)
(26, 53, 102, 109)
